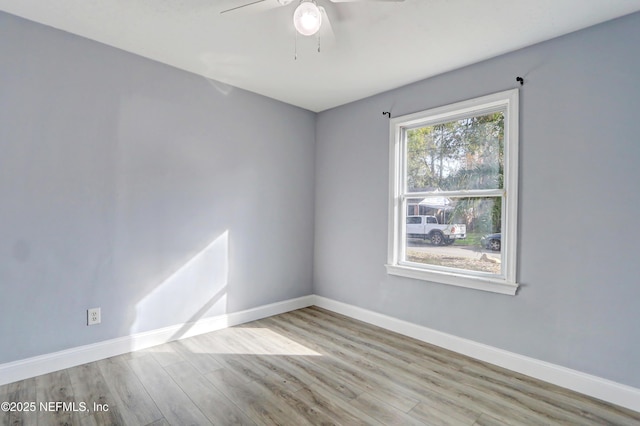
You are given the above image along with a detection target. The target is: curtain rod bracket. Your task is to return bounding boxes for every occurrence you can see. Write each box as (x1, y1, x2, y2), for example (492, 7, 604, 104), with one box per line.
(516, 76, 524, 86)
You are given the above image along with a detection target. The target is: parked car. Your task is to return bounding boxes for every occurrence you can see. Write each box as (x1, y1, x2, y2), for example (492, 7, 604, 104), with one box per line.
(406, 215, 466, 246)
(481, 233, 501, 251)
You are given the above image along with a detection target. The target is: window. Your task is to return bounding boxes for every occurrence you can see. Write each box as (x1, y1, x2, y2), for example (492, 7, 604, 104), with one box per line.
(386, 90, 519, 295)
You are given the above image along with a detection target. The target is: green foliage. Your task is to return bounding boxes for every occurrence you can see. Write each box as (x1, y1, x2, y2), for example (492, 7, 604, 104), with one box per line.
(406, 112, 504, 232)
(406, 112, 504, 191)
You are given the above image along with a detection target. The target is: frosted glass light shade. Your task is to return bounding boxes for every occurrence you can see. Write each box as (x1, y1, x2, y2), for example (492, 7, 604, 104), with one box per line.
(293, 1, 322, 36)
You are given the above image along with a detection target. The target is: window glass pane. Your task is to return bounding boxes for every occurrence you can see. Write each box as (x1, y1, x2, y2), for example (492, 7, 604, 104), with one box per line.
(406, 112, 504, 192)
(389, 90, 518, 292)
(404, 197, 502, 275)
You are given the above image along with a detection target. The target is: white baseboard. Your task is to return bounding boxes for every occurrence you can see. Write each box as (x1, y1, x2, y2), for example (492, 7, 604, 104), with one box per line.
(2, 293, 639, 414)
(312, 295, 640, 413)
(0, 295, 314, 386)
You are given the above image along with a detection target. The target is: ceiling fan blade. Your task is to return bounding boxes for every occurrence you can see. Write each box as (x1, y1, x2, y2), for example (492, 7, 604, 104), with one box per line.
(329, 0, 404, 2)
(318, 6, 336, 45)
(220, 0, 283, 15)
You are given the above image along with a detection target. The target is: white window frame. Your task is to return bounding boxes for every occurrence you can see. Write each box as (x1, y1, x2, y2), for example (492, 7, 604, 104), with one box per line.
(386, 89, 519, 295)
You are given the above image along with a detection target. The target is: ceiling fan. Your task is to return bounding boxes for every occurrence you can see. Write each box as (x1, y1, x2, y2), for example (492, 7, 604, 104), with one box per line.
(221, 0, 404, 38)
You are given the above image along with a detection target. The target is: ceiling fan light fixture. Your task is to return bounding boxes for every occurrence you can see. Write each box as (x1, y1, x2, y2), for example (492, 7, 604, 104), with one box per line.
(293, 0, 322, 36)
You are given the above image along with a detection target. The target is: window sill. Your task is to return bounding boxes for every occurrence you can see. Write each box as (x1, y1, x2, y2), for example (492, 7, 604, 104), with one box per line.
(385, 264, 518, 295)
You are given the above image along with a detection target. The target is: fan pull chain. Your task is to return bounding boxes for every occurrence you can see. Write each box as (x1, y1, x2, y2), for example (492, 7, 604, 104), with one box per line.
(293, 31, 322, 60)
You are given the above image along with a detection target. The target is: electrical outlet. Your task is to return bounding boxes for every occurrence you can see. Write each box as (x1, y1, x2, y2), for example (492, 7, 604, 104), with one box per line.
(87, 307, 101, 326)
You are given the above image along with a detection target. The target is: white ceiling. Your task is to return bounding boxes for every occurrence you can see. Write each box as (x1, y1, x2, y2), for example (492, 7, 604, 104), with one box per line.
(2, 0, 640, 112)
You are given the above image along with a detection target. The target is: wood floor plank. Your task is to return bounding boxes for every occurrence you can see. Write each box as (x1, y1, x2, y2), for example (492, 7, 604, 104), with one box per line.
(408, 400, 480, 426)
(229, 326, 323, 393)
(191, 331, 276, 382)
(283, 383, 383, 426)
(35, 369, 82, 425)
(127, 355, 212, 425)
(296, 308, 420, 365)
(67, 361, 127, 425)
(278, 312, 481, 412)
(144, 418, 171, 426)
(306, 306, 475, 368)
(164, 361, 257, 425)
(246, 373, 350, 425)
(261, 350, 366, 402)
(76, 407, 128, 426)
(239, 353, 309, 393)
(474, 413, 521, 426)
(261, 316, 422, 412)
(141, 341, 185, 368)
(97, 356, 164, 426)
(205, 367, 314, 426)
(349, 392, 427, 426)
(1, 377, 37, 426)
(289, 309, 484, 393)
(211, 352, 272, 385)
(168, 335, 224, 375)
(236, 324, 321, 356)
(66, 361, 117, 409)
(302, 307, 483, 381)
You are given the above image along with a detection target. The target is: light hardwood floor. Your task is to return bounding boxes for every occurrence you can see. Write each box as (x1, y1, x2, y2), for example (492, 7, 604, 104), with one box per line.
(2, 307, 640, 425)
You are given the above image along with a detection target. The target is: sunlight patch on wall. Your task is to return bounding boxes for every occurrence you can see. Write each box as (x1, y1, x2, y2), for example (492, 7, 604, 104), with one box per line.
(131, 231, 229, 333)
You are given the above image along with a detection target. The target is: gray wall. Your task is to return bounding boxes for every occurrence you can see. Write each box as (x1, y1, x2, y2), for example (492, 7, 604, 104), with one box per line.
(0, 12, 315, 363)
(2, 8, 639, 391)
(315, 12, 640, 388)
